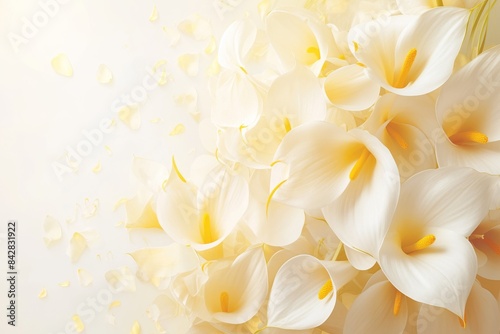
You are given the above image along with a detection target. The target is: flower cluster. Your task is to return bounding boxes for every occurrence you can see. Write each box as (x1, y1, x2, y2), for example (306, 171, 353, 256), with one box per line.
(128, 0, 500, 333)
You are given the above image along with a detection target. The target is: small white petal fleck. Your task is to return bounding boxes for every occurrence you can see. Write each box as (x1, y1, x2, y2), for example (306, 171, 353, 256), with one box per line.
(77, 268, 93, 287)
(51, 53, 73, 77)
(178, 53, 199, 76)
(118, 105, 141, 130)
(43, 215, 62, 247)
(67, 232, 87, 263)
(96, 64, 113, 84)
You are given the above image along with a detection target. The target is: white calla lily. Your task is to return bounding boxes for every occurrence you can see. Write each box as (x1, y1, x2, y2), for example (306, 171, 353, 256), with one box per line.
(156, 162, 249, 252)
(267, 254, 357, 330)
(379, 167, 496, 318)
(203, 247, 268, 324)
(417, 281, 500, 334)
(363, 93, 438, 180)
(435, 45, 500, 174)
(348, 7, 469, 95)
(470, 209, 500, 280)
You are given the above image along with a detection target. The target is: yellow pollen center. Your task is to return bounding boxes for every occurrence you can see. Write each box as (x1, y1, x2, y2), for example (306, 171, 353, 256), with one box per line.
(307, 46, 321, 60)
(393, 291, 403, 316)
(402, 234, 436, 254)
(483, 235, 500, 255)
(349, 148, 372, 181)
(386, 123, 409, 149)
(283, 117, 292, 133)
(318, 279, 333, 300)
(449, 131, 488, 145)
(200, 213, 214, 244)
(394, 48, 417, 88)
(220, 291, 229, 312)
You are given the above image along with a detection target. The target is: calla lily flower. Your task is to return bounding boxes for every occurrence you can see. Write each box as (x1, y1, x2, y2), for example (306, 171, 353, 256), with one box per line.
(270, 121, 399, 257)
(217, 65, 326, 168)
(266, 9, 341, 76)
(379, 167, 497, 318)
(417, 281, 500, 333)
(363, 93, 438, 180)
(435, 45, 500, 174)
(348, 7, 469, 96)
(156, 161, 249, 252)
(203, 247, 268, 324)
(344, 270, 420, 334)
(267, 254, 357, 330)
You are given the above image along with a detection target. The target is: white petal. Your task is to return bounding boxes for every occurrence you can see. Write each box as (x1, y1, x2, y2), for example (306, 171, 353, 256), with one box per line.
(380, 227, 477, 317)
(324, 64, 380, 111)
(345, 246, 377, 270)
(204, 247, 268, 324)
(344, 280, 408, 334)
(218, 20, 258, 70)
(43, 215, 62, 247)
(323, 129, 400, 256)
(271, 121, 355, 209)
(130, 244, 199, 288)
(267, 255, 337, 330)
(395, 167, 494, 236)
(392, 7, 469, 95)
(67, 232, 87, 263)
(211, 70, 263, 128)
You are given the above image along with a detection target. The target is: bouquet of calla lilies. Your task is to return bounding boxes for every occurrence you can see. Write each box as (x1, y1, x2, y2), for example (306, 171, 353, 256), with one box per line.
(126, 0, 500, 333)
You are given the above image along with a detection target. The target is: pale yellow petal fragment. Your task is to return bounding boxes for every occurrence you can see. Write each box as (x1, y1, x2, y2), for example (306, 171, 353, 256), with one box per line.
(162, 26, 180, 46)
(59, 281, 70, 287)
(207, 57, 220, 76)
(402, 234, 436, 254)
(113, 198, 128, 211)
(68, 232, 87, 263)
(104, 145, 113, 156)
(205, 36, 216, 55)
(130, 320, 141, 334)
(77, 268, 93, 287)
(118, 105, 141, 130)
(178, 53, 200, 77)
(43, 215, 62, 247)
(150, 118, 162, 123)
(38, 288, 47, 299)
(105, 267, 136, 292)
(96, 64, 113, 84)
(153, 59, 171, 86)
(92, 161, 101, 173)
(72, 314, 84, 333)
(80, 198, 99, 219)
(318, 279, 333, 300)
(51, 53, 73, 77)
(109, 300, 121, 310)
(169, 123, 185, 136)
(178, 14, 212, 40)
(149, 5, 159, 22)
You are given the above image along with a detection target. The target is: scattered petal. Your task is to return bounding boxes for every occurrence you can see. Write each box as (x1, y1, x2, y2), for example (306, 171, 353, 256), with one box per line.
(43, 215, 62, 247)
(67, 232, 87, 263)
(96, 64, 113, 84)
(72, 314, 84, 333)
(51, 53, 73, 77)
(105, 267, 136, 292)
(178, 53, 200, 76)
(178, 14, 212, 40)
(77, 268, 93, 287)
(38, 288, 47, 299)
(169, 123, 185, 136)
(130, 321, 141, 334)
(108, 300, 121, 310)
(59, 281, 70, 287)
(92, 161, 101, 174)
(118, 105, 141, 130)
(149, 5, 158, 22)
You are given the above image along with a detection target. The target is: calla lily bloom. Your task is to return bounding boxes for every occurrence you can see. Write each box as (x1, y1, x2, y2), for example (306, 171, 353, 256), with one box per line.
(435, 45, 500, 174)
(267, 254, 357, 330)
(348, 7, 469, 96)
(271, 121, 399, 257)
(203, 247, 268, 324)
(363, 93, 438, 180)
(417, 281, 500, 333)
(469, 209, 500, 280)
(379, 167, 497, 318)
(156, 161, 249, 252)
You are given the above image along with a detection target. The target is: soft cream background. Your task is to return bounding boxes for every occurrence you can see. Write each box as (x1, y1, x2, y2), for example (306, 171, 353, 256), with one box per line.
(0, 1, 499, 333)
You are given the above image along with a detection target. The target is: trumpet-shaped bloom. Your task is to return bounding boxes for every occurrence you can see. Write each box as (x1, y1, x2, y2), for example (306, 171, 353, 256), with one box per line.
(363, 93, 438, 180)
(379, 167, 496, 318)
(417, 281, 500, 334)
(435, 45, 500, 174)
(267, 255, 357, 329)
(348, 7, 469, 96)
(271, 121, 399, 256)
(203, 247, 268, 324)
(156, 163, 249, 252)
(266, 9, 341, 76)
(217, 65, 326, 168)
(344, 270, 420, 334)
